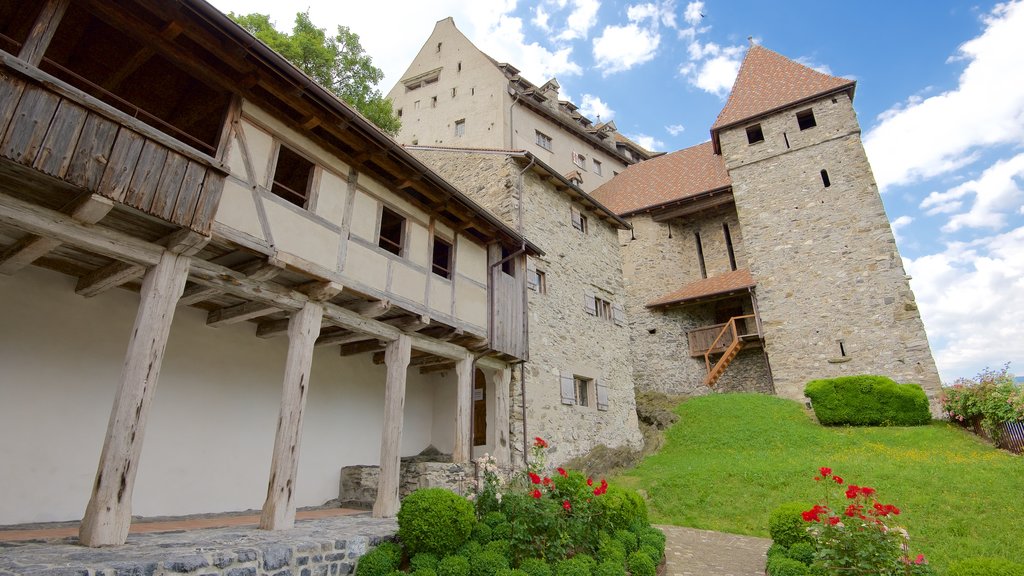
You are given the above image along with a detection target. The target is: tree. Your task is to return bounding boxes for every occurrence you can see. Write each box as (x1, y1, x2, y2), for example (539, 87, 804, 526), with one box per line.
(230, 11, 401, 136)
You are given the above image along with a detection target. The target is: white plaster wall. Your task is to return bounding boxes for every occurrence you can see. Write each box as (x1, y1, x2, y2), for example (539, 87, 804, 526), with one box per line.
(0, 267, 446, 524)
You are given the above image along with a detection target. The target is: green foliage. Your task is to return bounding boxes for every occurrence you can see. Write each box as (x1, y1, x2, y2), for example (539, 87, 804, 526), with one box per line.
(637, 528, 665, 559)
(485, 539, 513, 562)
(355, 543, 401, 576)
(470, 550, 510, 576)
(594, 560, 626, 576)
(495, 570, 531, 576)
(768, 502, 812, 548)
(574, 554, 597, 573)
(228, 11, 400, 135)
(942, 364, 1024, 439)
(785, 541, 815, 565)
(766, 543, 788, 561)
(595, 486, 648, 532)
(410, 553, 440, 573)
(613, 529, 638, 554)
(947, 557, 1024, 576)
(491, 521, 513, 541)
(397, 488, 475, 556)
(638, 544, 661, 564)
(458, 540, 482, 558)
(483, 511, 508, 528)
(412, 570, 438, 576)
(436, 556, 471, 576)
(472, 522, 493, 543)
(804, 375, 932, 426)
(627, 551, 655, 576)
(518, 558, 552, 576)
(552, 557, 590, 576)
(766, 556, 809, 576)
(596, 536, 626, 565)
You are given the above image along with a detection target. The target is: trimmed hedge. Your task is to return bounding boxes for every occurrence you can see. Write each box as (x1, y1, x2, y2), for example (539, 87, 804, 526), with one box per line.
(766, 556, 809, 576)
(397, 488, 474, 556)
(768, 502, 813, 548)
(948, 557, 1024, 576)
(804, 375, 931, 426)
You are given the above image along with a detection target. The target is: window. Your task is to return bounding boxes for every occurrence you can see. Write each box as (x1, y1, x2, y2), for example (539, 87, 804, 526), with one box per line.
(746, 124, 764, 144)
(414, 100, 420, 109)
(723, 223, 737, 271)
(572, 151, 586, 169)
(451, 87, 457, 98)
(454, 119, 465, 137)
(500, 246, 515, 276)
(571, 207, 588, 233)
(573, 377, 591, 407)
(527, 268, 546, 293)
(436, 42, 442, 52)
(535, 130, 553, 151)
(378, 207, 405, 256)
(797, 109, 816, 130)
(432, 237, 453, 279)
(820, 169, 831, 188)
(430, 96, 437, 108)
(270, 145, 314, 207)
(694, 232, 707, 279)
(584, 293, 620, 323)
(593, 159, 603, 176)
(457, 61, 462, 72)
(397, 108, 403, 118)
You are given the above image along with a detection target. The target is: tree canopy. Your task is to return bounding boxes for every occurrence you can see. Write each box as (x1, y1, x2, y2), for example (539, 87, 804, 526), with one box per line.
(230, 11, 401, 136)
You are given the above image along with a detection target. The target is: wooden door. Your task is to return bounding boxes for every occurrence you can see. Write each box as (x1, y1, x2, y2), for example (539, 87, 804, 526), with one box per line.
(473, 369, 486, 446)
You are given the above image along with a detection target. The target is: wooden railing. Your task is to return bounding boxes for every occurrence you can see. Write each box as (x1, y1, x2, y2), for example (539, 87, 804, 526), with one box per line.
(688, 315, 757, 357)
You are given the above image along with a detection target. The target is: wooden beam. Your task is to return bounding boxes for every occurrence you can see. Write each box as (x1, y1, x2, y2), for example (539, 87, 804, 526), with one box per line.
(18, 0, 70, 66)
(493, 366, 512, 467)
(372, 350, 436, 366)
(453, 352, 474, 464)
(0, 194, 113, 276)
(419, 362, 456, 374)
(315, 330, 369, 347)
(349, 299, 391, 318)
(651, 191, 734, 222)
(338, 339, 386, 356)
(75, 261, 143, 298)
(298, 280, 343, 301)
(207, 300, 279, 327)
(372, 334, 411, 518)
(178, 258, 282, 306)
(79, 250, 189, 547)
(259, 301, 324, 530)
(386, 314, 430, 332)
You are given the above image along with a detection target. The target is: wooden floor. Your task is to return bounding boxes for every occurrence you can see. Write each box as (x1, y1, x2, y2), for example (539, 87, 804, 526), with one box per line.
(0, 507, 366, 542)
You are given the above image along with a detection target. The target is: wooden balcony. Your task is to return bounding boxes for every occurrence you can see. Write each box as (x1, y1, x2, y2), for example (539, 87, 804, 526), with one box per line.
(0, 50, 226, 235)
(688, 315, 759, 357)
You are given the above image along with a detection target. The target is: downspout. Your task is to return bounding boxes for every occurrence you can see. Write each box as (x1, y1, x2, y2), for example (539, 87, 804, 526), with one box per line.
(508, 88, 521, 150)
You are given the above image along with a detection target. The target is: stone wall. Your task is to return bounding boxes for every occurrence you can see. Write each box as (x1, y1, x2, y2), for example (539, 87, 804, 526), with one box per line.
(410, 150, 643, 467)
(720, 93, 942, 405)
(339, 461, 474, 509)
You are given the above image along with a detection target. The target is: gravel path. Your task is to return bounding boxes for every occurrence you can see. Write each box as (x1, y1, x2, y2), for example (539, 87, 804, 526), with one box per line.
(659, 525, 771, 576)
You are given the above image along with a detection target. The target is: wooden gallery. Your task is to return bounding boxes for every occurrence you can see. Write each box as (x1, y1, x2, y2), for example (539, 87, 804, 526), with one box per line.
(0, 0, 538, 545)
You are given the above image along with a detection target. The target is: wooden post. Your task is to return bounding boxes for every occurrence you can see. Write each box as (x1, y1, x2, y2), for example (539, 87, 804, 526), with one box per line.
(493, 366, 512, 467)
(259, 301, 324, 530)
(372, 334, 412, 518)
(18, 0, 70, 66)
(453, 352, 474, 463)
(79, 250, 190, 547)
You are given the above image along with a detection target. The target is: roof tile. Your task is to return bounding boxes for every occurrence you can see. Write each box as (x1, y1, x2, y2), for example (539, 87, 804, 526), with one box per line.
(647, 268, 755, 308)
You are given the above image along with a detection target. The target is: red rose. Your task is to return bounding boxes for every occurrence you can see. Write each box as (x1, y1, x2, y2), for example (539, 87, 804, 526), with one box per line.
(532, 489, 542, 499)
(557, 467, 567, 477)
(563, 499, 571, 510)
(834, 476, 843, 485)
(915, 555, 926, 565)
(587, 478, 594, 486)
(529, 472, 541, 484)
(829, 516, 841, 526)
(819, 467, 832, 477)
(594, 488, 602, 496)
(860, 486, 876, 496)
(845, 485, 860, 499)
(543, 477, 551, 486)
(533, 437, 548, 448)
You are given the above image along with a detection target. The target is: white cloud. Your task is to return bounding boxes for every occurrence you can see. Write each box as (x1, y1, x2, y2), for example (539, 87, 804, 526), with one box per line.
(864, 1, 1024, 191)
(627, 133, 664, 151)
(905, 226, 1024, 381)
(557, 0, 602, 41)
(890, 215, 914, 244)
(794, 56, 832, 75)
(693, 51, 743, 95)
(683, 1, 704, 26)
(578, 94, 615, 121)
(675, 7, 746, 97)
(920, 153, 1024, 232)
(482, 15, 583, 84)
(592, 0, 676, 75)
(665, 123, 685, 135)
(533, 5, 551, 32)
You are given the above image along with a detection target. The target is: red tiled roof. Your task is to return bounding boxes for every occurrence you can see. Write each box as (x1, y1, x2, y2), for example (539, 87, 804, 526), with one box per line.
(647, 269, 755, 308)
(590, 141, 730, 216)
(711, 45, 855, 134)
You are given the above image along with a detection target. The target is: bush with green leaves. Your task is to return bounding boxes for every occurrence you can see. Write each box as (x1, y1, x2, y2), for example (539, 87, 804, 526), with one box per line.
(768, 502, 813, 548)
(457, 540, 482, 559)
(804, 375, 931, 426)
(596, 535, 626, 565)
(552, 557, 590, 576)
(638, 544, 661, 565)
(485, 539, 512, 562)
(785, 541, 815, 565)
(766, 556, 809, 576)
(483, 511, 507, 528)
(942, 364, 1024, 440)
(637, 528, 665, 560)
(436, 556, 470, 576)
(472, 522, 493, 544)
(613, 529, 638, 554)
(595, 486, 648, 532)
(517, 558, 552, 576)
(766, 543, 788, 562)
(947, 557, 1024, 576)
(627, 551, 655, 576)
(411, 570, 437, 576)
(397, 488, 475, 556)
(470, 550, 509, 576)
(495, 570, 530, 576)
(356, 543, 402, 576)
(594, 561, 625, 576)
(410, 553, 439, 573)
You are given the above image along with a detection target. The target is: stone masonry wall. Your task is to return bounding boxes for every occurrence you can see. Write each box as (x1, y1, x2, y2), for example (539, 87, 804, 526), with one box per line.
(619, 210, 772, 395)
(720, 93, 942, 405)
(410, 150, 643, 467)
(338, 462, 473, 509)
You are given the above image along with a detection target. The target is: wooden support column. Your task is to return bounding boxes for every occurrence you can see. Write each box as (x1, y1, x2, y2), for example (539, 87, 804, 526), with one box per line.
(493, 366, 512, 467)
(18, 0, 70, 66)
(259, 301, 324, 530)
(372, 334, 412, 518)
(79, 250, 190, 547)
(453, 352, 475, 464)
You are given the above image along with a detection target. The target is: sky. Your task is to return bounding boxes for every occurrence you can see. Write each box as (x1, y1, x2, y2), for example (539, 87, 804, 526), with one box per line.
(209, 0, 1024, 384)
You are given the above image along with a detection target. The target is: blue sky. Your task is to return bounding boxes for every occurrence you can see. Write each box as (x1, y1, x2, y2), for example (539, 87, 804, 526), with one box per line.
(210, 0, 1024, 383)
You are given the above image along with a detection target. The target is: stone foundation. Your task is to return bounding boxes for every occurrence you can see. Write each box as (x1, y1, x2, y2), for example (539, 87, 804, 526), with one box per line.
(339, 460, 474, 508)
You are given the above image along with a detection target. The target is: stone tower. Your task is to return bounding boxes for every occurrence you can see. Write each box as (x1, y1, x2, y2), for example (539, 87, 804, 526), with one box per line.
(712, 45, 942, 403)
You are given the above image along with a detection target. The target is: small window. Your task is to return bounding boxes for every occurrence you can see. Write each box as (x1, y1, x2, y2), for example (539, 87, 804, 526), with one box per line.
(571, 207, 588, 233)
(574, 376, 591, 407)
(414, 100, 420, 110)
(451, 87, 457, 98)
(797, 109, 816, 130)
(457, 61, 462, 72)
(397, 108, 403, 118)
(436, 42, 442, 53)
(500, 246, 515, 276)
(454, 119, 465, 137)
(820, 169, 831, 188)
(536, 130, 553, 151)
(432, 237, 453, 278)
(378, 207, 405, 256)
(430, 96, 437, 108)
(746, 124, 764, 144)
(572, 151, 586, 169)
(595, 297, 612, 320)
(270, 145, 314, 207)
(593, 159, 603, 176)
(723, 223, 737, 271)
(694, 232, 707, 279)
(527, 268, 546, 293)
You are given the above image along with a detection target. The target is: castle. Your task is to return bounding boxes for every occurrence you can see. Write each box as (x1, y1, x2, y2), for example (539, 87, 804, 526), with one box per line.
(0, 1, 939, 549)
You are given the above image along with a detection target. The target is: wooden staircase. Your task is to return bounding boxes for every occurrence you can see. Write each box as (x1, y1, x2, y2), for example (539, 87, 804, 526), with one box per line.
(703, 315, 757, 388)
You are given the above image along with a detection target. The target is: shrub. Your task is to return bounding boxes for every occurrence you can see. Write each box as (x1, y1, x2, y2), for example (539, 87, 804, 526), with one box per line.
(437, 556, 471, 576)
(491, 521, 513, 541)
(472, 522, 493, 543)
(483, 511, 508, 528)
(355, 544, 401, 576)
(486, 539, 513, 562)
(942, 365, 1024, 440)
(574, 553, 597, 573)
(398, 488, 475, 556)
(411, 553, 440, 572)
(766, 556, 809, 576)
(637, 528, 665, 559)
(596, 486, 648, 532)
(785, 541, 815, 566)
(768, 502, 813, 548)
(412, 570, 438, 576)
(613, 529, 638, 554)
(596, 536, 626, 565)
(804, 375, 931, 426)
(638, 544, 661, 564)
(518, 558, 552, 576)
(471, 550, 510, 576)
(553, 557, 591, 576)
(765, 543, 788, 561)
(496, 570, 531, 576)
(458, 540, 482, 558)
(947, 557, 1024, 576)
(627, 551, 655, 576)
(594, 561, 625, 576)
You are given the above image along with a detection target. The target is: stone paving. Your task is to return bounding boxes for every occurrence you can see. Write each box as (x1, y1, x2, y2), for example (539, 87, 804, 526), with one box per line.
(659, 525, 771, 576)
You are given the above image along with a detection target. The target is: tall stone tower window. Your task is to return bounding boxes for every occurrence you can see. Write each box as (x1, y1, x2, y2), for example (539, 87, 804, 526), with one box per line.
(820, 169, 831, 188)
(797, 109, 817, 130)
(746, 124, 764, 144)
(694, 232, 707, 278)
(723, 223, 737, 271)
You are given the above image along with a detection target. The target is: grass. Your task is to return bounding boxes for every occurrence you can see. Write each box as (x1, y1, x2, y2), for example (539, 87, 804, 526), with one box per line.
(613, 393, 1024, 572)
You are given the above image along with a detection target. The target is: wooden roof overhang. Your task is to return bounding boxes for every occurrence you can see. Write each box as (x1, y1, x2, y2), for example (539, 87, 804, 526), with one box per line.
(624, 186, 734, 222)
(646, 269, 756, 309)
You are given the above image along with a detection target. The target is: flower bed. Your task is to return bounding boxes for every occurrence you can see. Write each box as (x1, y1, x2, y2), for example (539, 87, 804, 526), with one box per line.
(941, 365, 1024, 453)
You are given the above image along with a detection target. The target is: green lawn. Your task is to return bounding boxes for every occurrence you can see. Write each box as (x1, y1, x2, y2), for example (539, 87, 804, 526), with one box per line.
(614, 393, 1024, 572)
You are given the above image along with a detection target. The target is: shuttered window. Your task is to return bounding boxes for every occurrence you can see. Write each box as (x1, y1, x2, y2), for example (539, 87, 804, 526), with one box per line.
(596, 379, 609, 411)
(560, 371, 575, 405)
(612, 303, 626, 326)
(584, 292, 597, 316)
